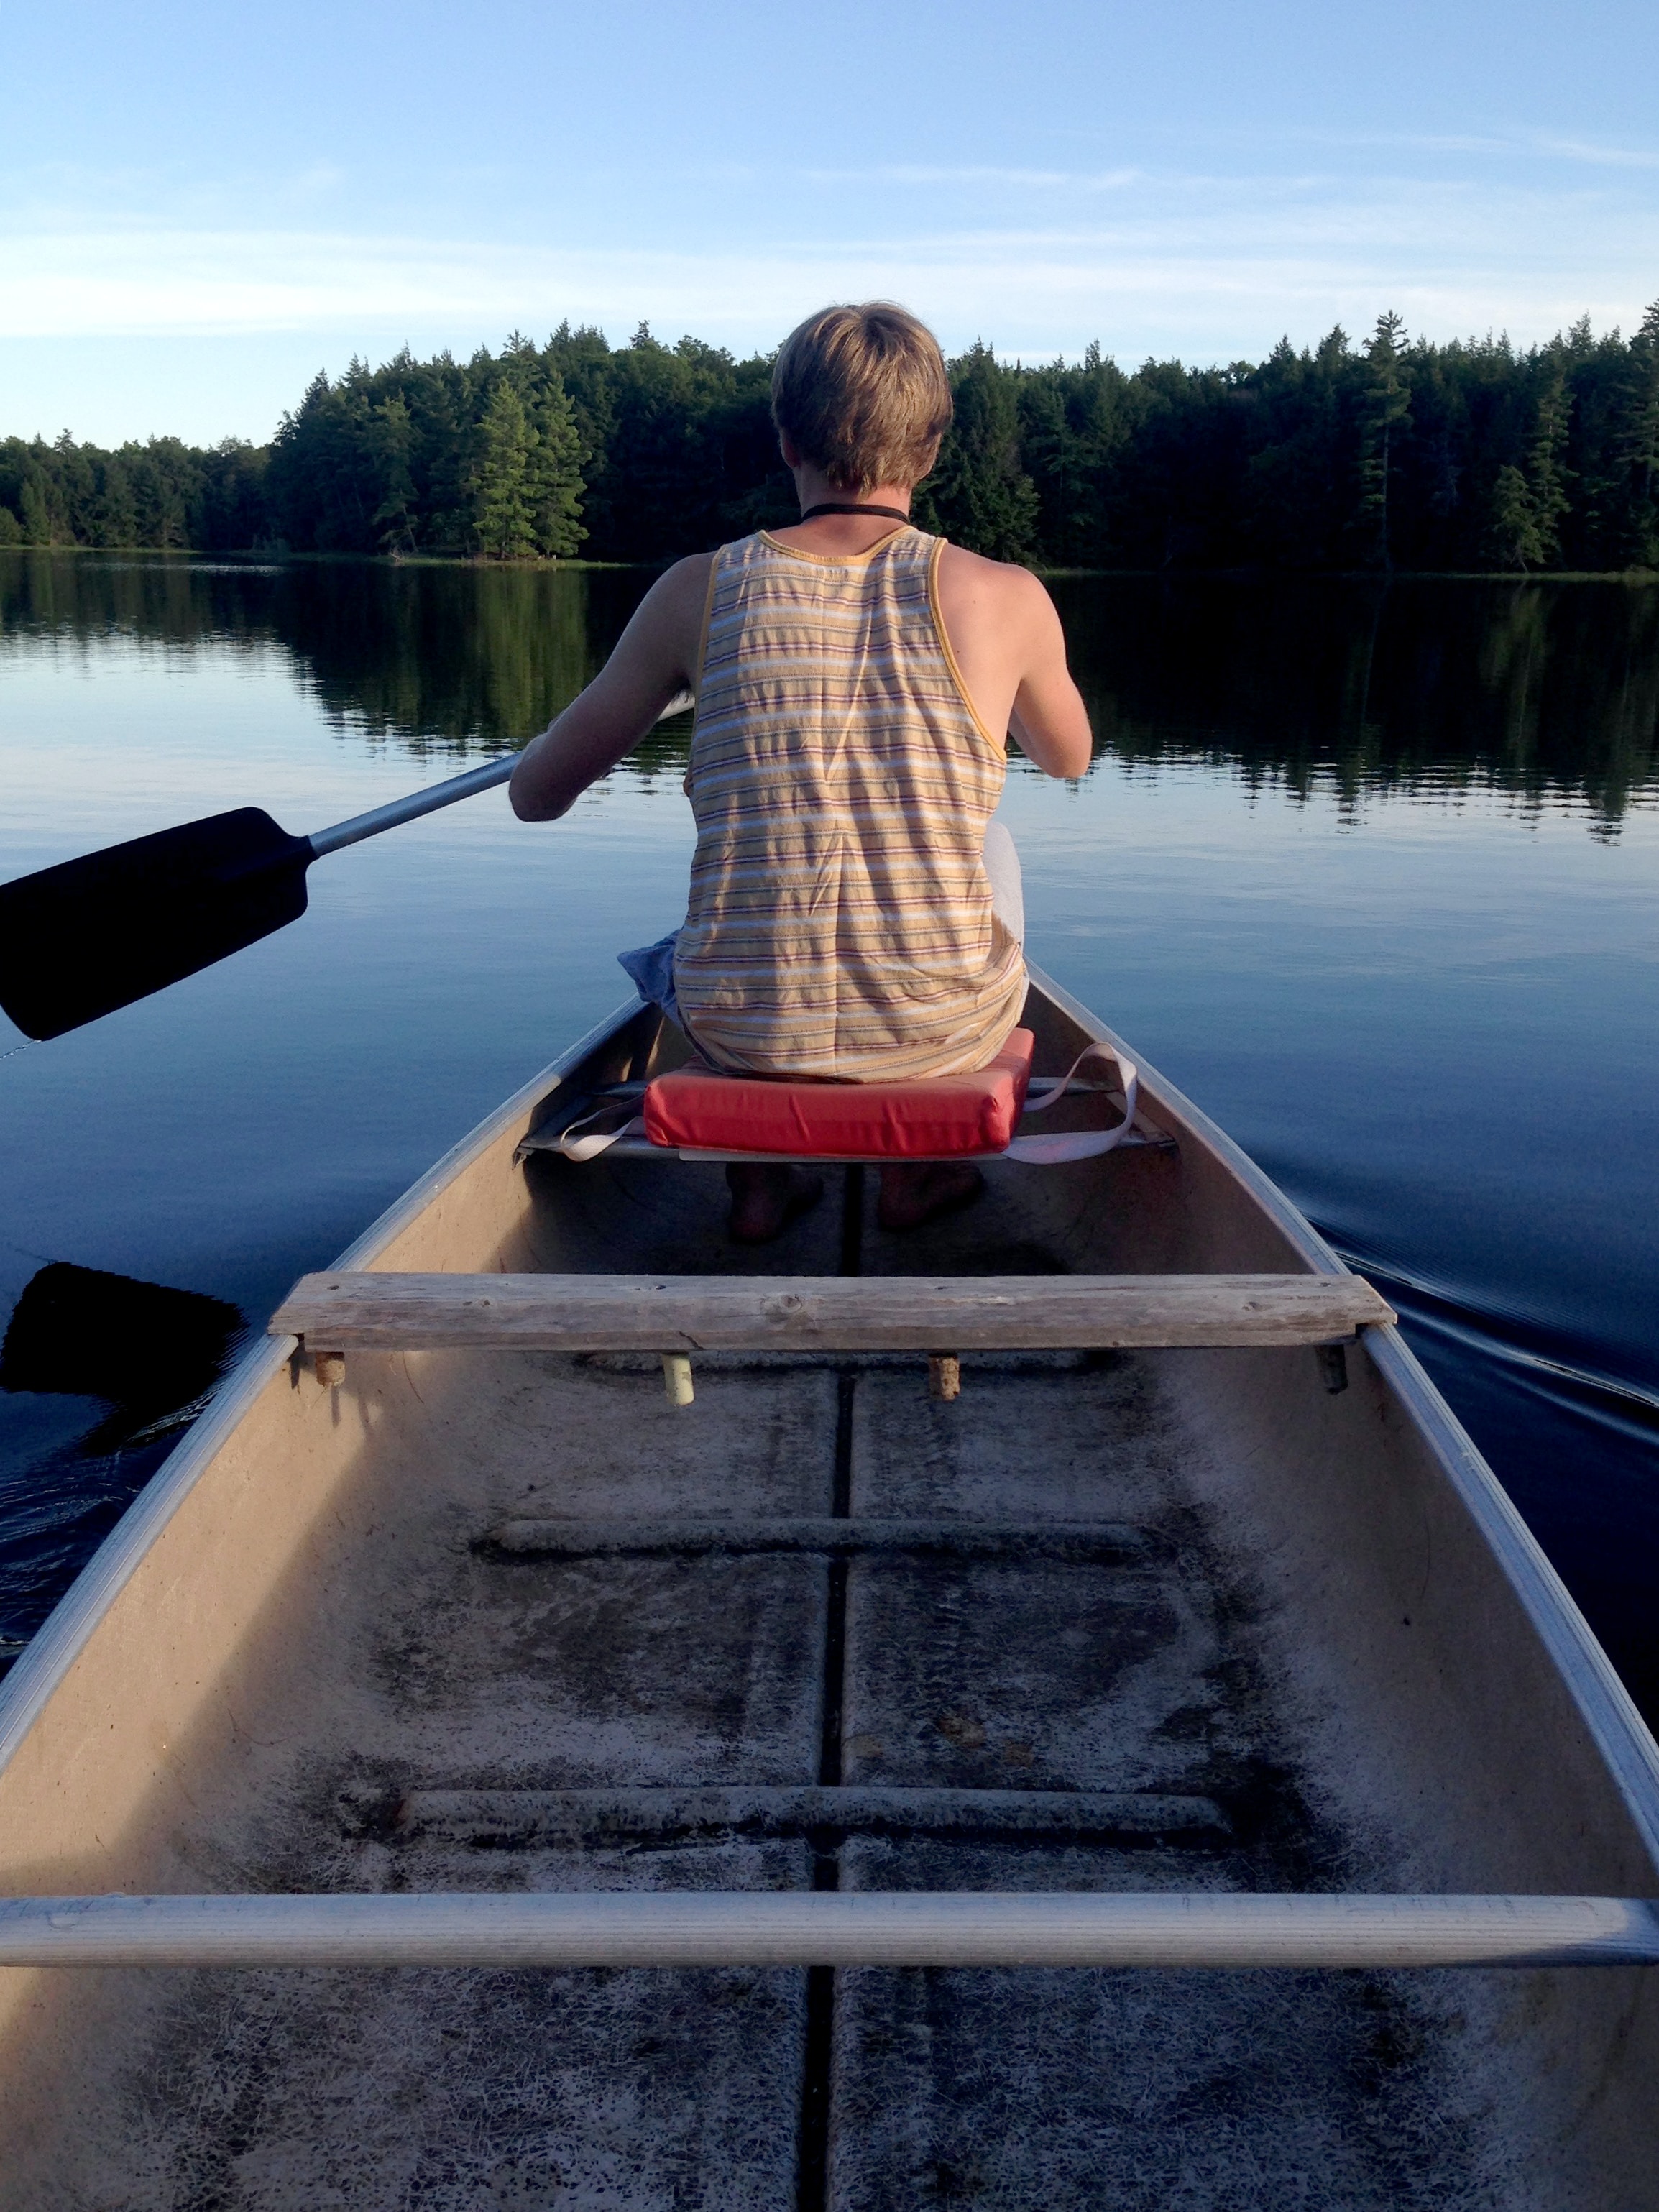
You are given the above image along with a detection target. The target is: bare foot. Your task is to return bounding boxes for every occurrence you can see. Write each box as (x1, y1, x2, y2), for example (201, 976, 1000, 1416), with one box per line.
(726, 1164, 825, 1245)
(876, 1162, 985, 1234)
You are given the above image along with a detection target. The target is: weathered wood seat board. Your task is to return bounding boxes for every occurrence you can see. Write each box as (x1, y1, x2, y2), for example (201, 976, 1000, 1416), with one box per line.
(272, 1269, 1394, 1354)
(0, 968, 1655, 2208)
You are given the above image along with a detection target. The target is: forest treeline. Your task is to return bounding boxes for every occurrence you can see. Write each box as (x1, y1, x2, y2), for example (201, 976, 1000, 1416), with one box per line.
(3, 307, 1658, 572)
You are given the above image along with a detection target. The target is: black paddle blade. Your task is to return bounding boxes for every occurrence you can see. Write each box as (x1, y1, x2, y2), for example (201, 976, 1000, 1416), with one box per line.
(0, 808, 313, 1040)
(0, 1262, 243, 1421)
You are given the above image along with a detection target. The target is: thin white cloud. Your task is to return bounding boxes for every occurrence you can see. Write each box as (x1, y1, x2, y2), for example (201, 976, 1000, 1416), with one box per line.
(1532, 135, 1659, 171)
(0, 159, 1651, 362)
(794, 165, 1146, 191)
(1278, 125, 1659, 170)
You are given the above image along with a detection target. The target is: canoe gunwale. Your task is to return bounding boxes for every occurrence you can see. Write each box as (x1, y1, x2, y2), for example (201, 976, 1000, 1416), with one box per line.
(0, 996, 648, 1788)
(1024, 962, 1659, 1876)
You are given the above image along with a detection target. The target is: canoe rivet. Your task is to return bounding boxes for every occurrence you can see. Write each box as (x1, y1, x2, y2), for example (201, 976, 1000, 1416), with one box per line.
(313, 1350, 346, 1389)
(928, 1354, 961, 1403)
(661, 1353, 694, 1408)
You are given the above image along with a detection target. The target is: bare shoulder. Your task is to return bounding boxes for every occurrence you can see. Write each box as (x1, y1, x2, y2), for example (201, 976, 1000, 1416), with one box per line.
(929, 541, 1085, 769)
(641, 550, 716, 618)
(611, 551, 715, 682)
(937, 541, 1031, 583)
(934, 543, 1057, 633)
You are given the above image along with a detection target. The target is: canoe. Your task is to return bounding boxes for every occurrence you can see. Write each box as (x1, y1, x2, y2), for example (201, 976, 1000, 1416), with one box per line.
(1, 966, 1656, 2208)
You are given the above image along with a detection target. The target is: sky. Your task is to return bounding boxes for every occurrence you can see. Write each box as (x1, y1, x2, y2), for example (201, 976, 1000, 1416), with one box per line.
(4, 0, 1658, 446)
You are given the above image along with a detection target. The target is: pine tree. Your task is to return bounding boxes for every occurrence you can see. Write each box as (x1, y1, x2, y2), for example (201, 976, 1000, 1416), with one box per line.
(1489, 464, 1545, 569)
(1614, 300, 1659, 566)
(1486, 363, 1573, 570)
(523, 379, 587, 556)
(92, 455, 138, 546)
(51, 431, 97, 541)
(921, 343, 1039, 560)
(132, 441, 193, 548)
(368, 396, 418, 552)
(1525, 363, 1573, 565)
(472, 381, 536, 559)
(18, 469, 52, 545)
(1358, 311, 1412, 567)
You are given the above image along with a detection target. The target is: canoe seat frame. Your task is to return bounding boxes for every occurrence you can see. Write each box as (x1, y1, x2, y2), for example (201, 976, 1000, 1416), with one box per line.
(514, 1075, 1178, 1167)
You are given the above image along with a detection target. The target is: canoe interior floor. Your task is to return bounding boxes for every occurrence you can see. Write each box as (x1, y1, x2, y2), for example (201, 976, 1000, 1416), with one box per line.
(48, 1350, 1526, 2211)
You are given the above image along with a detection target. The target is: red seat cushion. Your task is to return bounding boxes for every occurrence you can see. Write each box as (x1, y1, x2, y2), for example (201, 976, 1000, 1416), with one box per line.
(643, 1030, 1036, 1160)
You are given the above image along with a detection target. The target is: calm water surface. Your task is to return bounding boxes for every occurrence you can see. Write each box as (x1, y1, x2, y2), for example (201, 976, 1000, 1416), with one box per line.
(1, 553, 1655, 1712)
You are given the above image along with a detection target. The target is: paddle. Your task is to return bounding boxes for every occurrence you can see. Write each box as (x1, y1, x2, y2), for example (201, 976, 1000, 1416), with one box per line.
(0, 1261, 242, 1426)
(0, 694, 694, 1042)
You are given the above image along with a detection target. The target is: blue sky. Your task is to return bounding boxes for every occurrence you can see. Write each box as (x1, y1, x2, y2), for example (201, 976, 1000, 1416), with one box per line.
(4, 0, 1657, 444)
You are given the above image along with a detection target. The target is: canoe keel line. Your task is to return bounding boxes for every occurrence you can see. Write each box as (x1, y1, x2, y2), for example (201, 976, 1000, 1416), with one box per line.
(3, 1891, 1658, 1970)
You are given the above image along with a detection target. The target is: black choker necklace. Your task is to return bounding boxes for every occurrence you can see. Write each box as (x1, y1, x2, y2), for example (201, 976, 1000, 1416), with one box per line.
(799, 502, 912, 524)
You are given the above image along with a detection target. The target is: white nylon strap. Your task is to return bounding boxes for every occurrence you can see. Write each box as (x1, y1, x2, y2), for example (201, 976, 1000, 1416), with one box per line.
(548, 1109, 648, 1161)
(549, 1042, 1139, 1167)
(1004, 1041, 1140, 1164)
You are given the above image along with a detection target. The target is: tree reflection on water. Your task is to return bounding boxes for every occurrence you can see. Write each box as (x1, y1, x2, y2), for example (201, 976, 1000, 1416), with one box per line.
(1, 552, 1655, 832)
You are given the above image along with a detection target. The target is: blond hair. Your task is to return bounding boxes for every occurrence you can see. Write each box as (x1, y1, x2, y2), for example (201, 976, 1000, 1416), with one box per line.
(771, 303, 952, 492)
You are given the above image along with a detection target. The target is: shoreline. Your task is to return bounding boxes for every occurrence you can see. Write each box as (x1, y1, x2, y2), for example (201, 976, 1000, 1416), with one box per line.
(1, 546, 1655, 585)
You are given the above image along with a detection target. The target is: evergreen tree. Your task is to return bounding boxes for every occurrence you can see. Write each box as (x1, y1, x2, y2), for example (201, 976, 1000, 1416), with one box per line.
(922, 342, 1039, 560)
(407, 353, 474, 551)
(1018, 343, 1129, 564)
(472, 380, 536, 559)
(1489, 464, 1545, 569)
(131, 439, 194, 549)
(1358, 312, 1412, 567)
(199, 439, 269, 551)
(52, 431, 96, 540)
(368, 396, 418, 552)
(92, 455, 138, 547)
(1244, 335, 1349, 566)
(1525, 362, 1573, 564)
(18, 469, 52, 545)
(1613, 300, 1659, 566)
(543, 323, 617, 510)
(524, 380, 587, 556)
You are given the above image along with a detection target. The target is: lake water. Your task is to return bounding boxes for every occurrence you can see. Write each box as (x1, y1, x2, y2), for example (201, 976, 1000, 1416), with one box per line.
(1, 552, 1655, 1717)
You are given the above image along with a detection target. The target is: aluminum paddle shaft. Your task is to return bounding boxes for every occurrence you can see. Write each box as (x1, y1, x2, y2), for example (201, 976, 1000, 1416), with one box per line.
(305, 685, 692, 855)
(306, 751, 518, 858)
(0, 693, 694, 1040)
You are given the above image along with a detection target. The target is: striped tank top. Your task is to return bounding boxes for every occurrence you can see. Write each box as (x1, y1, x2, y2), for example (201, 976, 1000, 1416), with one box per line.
(672, 526, 1027, 1080)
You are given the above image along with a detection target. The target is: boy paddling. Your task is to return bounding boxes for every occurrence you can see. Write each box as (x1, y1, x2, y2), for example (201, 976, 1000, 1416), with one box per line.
(510, 303, 1091, 1242)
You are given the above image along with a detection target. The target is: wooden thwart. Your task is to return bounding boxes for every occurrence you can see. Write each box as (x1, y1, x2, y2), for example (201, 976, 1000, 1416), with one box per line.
(2, 1892, 1655, 1970)
(272, 1270, 1393, 1355)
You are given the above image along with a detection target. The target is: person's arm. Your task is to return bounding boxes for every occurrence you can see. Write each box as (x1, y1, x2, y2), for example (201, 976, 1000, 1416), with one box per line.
(509, 554, 712, 821)
(1003, 571, 1093, 780)
(934, 547, 1093, 780)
